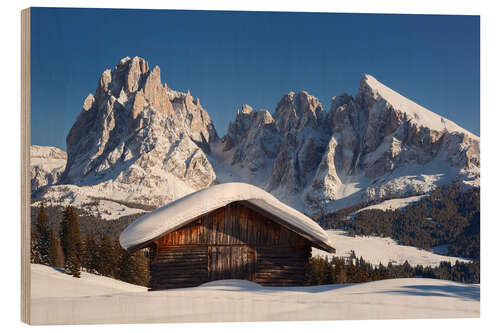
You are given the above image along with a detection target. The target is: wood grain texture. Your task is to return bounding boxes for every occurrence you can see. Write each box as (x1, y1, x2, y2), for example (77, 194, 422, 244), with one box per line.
(155, 202, 308, 247)
(21, 7, 31, 325)
(149, 202, 312, 290)
(149, 246, 209, 290)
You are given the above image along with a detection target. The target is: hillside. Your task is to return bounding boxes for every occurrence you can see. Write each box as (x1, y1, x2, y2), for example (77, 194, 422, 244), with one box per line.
(312, 230, 471, 267)
(320, 183, 480, 260)
(354, 195, 426, 214)
(30, 145, 66, 192)
(31, 264, 146, 298)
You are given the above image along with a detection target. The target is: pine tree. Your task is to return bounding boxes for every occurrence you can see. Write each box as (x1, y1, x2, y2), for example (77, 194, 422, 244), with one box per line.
(31, 225, 41, 264)
(73, 213, 82, 262)
(60, 206, 81, 277)
(33, 203, 50, 264)
(48, 229, 57, 266)
(87, 233, 99, 274)
(55, 239, 65, 268)
(337, 262, 347, 284)
(98, 234, 115, 277)
(334, 259, 347, 284)
(66, 252, 81, 278)
(117, 249, 133, 283)
(112, 238, 123, 278)
(378, 262, 389, 280)
(48, 229, 64, 267)
(325, 259, 335, 284)
(117, 248, 150, 286)
(347, 260, 356, 282)
(402, 260, 413, 278)
(81, 233, 93, 271)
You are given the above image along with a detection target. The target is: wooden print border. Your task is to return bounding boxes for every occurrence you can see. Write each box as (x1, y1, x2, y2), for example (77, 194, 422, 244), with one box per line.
(21, 7, 31, 325)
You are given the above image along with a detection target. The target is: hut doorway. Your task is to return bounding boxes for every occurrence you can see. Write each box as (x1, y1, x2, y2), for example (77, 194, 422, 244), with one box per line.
(208, 245, 256, 281)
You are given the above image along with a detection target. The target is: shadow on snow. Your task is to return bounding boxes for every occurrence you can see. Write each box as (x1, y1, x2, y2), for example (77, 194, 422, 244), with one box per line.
(371, 284, 480, 301)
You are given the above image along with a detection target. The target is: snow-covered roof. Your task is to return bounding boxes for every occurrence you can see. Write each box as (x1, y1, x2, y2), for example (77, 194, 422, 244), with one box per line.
(120, 182, 335, 253)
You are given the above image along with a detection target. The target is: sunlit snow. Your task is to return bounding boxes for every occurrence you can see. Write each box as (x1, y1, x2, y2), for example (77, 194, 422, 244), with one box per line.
(30, 264, 479, 324)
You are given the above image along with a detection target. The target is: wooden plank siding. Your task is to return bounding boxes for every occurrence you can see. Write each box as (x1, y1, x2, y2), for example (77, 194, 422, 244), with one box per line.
(149, 202, 312, 290)
(155, 202, 309, 247)
(149, 246, 209, 290)
(208, 245, 255, 281)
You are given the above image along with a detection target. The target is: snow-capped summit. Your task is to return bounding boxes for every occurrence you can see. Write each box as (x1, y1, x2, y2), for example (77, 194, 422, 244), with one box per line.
(32, 64, 479, 218)
(35, 57, 219, 211)
(361, 74, 477, 139)
(216, 74, 480, 214)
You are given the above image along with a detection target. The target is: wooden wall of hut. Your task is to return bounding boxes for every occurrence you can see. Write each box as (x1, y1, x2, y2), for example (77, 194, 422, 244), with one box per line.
(148, 201, 312, 290)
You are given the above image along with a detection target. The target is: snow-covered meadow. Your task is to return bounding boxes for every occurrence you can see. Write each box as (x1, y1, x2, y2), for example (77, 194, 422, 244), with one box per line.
(312, 230, 471, 267)
(31, 263, 146, 299)
(354, 195, 426, 214)
(30, 264, 479, 325)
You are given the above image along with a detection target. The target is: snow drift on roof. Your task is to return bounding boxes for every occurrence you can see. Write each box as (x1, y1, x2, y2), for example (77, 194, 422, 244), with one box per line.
(119, 182, 335, 252)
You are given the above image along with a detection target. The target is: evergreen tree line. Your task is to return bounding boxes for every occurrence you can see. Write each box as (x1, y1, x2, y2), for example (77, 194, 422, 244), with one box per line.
(319, 183, 480, 260)
(31, 203, 65, 269)
(306, 252, 480, 286)
(30, 203, 146, 245)
(31, 204, 149, 286)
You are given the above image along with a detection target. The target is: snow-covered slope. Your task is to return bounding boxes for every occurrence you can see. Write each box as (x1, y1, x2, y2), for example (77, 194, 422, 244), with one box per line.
(363, 75, 477, 138)
(30, 267, 479, 324)
(31, 264, 146, 299)
(33, 183, 151, 220)
(30, 145, 67, 192)
(354, 195, 426, 214)
(312, 230, 471, 267)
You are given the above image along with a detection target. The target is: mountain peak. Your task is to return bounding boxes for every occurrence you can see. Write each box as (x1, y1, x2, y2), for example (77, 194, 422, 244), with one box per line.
(35, 59, 479, 219)
(356, 74, 477, 139)
(118, 55, 149, 71)
(239, 104, 254, 115)
(273, 90, 325, 133)
(60, 56, 218, 191)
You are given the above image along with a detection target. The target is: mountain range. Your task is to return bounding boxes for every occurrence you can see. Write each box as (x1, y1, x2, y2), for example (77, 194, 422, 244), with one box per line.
(31, 56, 480, 219)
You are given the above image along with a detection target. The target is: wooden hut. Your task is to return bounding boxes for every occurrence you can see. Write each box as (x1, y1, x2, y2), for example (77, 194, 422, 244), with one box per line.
(120, 183, 335, 290)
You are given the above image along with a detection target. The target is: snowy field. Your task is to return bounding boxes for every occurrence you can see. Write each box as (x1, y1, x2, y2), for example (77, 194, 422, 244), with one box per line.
(312, 230, 471, 267)
(31, 264, 146, 298)
(354, 195, 426, 214)
(30, 264, 478, 325)
(32, 190, 150, 221)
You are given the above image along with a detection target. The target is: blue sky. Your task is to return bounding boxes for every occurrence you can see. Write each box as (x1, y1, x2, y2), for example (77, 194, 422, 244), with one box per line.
(31, 8, 480, 150)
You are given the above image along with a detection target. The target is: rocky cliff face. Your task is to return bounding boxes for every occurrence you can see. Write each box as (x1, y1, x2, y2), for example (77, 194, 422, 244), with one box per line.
(37, 56, 218, 210)
(32, 57, 479, 218)
(215, 75, 480, 213)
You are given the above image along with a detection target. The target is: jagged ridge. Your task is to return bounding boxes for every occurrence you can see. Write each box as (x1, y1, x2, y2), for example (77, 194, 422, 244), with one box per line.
(32, 58, 480, 218)
(214, 74, 479, 213)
